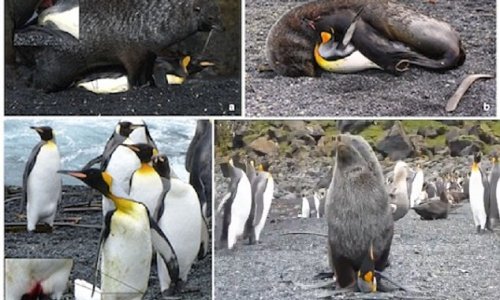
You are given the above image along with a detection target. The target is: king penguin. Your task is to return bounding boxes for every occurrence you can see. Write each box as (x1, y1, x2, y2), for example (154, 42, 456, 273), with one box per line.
(151, 154, 203, 295)
(250, 163, 275, 243)
(469, 153, 490, 233)
(58, 168, 180, 298)
(153, 153, 208, 260)
(488, 153, 500, 228)
(5, 258, 73, 300)
(126, 143, 163, 219)
(22, 126, 62, 232)
(99, 121, 145, 215)
(219, 159, 252, 249)
(409, 163, 424, 208)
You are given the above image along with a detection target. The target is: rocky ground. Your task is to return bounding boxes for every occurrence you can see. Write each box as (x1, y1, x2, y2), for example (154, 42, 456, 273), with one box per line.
(214, 155, 500, 300)
(4, 186, 212, 300)
(245, 0, 496, 117)
(5, 68, 241, 116)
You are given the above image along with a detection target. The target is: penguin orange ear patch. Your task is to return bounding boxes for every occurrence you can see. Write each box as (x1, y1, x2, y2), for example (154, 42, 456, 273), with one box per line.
(182, 56, 191, 68)
(320, 31, 332, 44)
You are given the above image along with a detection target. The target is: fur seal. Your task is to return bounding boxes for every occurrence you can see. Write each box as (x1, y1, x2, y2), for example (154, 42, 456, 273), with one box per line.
(327, 134, 393, 290)
(266, 0, 465, 77)
(28, 0, 223, 91)
(412, 191, 451, 220)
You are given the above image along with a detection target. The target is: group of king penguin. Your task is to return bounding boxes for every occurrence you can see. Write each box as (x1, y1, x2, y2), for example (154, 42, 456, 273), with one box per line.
(298, 151, 500, 234)
(216, 156, 275, 249)
(16, 119, 212, 299)
(380, 152, 500, 233)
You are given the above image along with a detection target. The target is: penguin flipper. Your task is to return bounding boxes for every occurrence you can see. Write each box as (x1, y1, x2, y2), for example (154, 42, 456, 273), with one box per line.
(149, 217, 180, 284)
(93, 210, 114, 296)
(21, 141, 44, 213)
(155, 178, 171, 221)
(198, 216, 210, 260)
(82, 155, 103, 170)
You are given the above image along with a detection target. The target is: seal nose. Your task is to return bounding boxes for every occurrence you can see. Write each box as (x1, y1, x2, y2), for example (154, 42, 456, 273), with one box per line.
(211, 23, 225, 32)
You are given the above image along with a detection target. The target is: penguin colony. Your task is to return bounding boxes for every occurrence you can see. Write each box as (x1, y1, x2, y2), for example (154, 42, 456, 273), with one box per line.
(17, 120, 211, 298)
(7, 0, 222, 93)
(266, 0, 465, 77)
(216, 157, 275, 249)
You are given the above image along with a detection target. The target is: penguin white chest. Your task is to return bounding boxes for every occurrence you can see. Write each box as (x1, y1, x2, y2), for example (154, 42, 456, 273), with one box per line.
(157, 179, 202, 290)
(101, 210, 152, 299)
(469, 171, 486, 228)
(227, 175, 252, 249)
(39, 6, 79, 38)
(27, 144, 61, 230)
(129, 171, 163, 217)
(410, 171, 424, 207)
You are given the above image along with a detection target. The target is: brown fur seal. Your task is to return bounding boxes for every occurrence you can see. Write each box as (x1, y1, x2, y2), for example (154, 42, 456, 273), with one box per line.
(412, 191, 451, 220)
(266, 0, 465, 76)
(26, 0, 223, 91)
(327, 134, 393, 290)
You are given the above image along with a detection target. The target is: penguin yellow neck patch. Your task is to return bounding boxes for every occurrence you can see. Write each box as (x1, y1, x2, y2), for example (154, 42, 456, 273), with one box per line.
(110, 195, 140, 215)
(44, 140, 57, 149)
(137, 163, 156, 175)
(471, 162, 479, 172)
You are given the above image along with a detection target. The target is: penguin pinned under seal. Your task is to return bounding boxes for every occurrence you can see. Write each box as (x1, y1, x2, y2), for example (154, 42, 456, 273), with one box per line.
(152, 154, 203, 296)
(218, 159, 252, 249)
(58, 168, 180, 298)
(5, 258, 73, 300)
(22, 126, 62, 232)
(469, 153, 490, 233)
(126, 143, 163, 218)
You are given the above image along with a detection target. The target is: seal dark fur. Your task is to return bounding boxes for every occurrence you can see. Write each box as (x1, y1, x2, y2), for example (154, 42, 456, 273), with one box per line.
(327, 134, 393, 289)
(266, 0, 465, 76)
(28, 0, 223, 91)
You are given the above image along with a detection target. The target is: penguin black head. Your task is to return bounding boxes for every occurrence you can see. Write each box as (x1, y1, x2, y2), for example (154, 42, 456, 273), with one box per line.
(473, 152, 482, 164)
(58, 168, 112, 198)
(124, 143, 155, 164)
(117, 121, 144, 138)
(31, 126, 54, 141)
(153, 154, 170, 179)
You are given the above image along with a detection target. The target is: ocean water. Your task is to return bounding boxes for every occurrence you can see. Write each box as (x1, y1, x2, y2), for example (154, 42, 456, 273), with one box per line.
(4, 118, 199, 186)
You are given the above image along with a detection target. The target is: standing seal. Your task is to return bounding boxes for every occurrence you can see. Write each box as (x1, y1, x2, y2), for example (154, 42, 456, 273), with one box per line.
(327, 134, 393, 290)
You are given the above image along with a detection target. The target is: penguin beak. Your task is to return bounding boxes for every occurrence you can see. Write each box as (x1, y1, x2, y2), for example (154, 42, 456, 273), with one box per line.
(130, 124, 145, 130)
(30, 126, 43, 133)
(58, 170, 87, 179)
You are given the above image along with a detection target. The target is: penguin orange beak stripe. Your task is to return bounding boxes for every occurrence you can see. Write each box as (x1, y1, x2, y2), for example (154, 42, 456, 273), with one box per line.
(124, 144, 140, 152)
(57, 170, 87, 179)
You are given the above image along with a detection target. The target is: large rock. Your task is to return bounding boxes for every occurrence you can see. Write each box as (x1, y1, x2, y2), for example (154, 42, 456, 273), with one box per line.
(249, 137, 278, 156)
(337, 120, 373, 134)
(467, 124, 499, 145)
(447, 135, 484, 157)
(376, 121, 415, 160)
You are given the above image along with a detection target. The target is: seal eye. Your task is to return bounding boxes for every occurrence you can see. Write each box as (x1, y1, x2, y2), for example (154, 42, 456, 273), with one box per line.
(194, 6, 201, 12)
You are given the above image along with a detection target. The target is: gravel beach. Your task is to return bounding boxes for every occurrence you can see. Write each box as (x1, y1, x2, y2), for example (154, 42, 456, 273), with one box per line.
(214, 155, 500, 300)
(245, 0, 496, 117)
(5, 71, 241, 116)
(4, 186, 212, 300)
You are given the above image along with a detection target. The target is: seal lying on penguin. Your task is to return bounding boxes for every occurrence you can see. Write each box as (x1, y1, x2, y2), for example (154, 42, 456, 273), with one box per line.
(327, 134, 394, 291)
(266, 0, 465, 77)
(26, 0, 223, 92)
